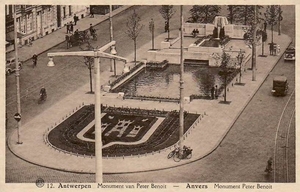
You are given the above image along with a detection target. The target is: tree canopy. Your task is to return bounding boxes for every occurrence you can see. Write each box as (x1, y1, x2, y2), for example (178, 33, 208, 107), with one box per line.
(189, 5, 221, 23)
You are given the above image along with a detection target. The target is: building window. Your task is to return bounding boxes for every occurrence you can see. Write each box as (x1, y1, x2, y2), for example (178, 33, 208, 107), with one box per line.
(63, 7, 66, 18)
(69, 5, 72, 16)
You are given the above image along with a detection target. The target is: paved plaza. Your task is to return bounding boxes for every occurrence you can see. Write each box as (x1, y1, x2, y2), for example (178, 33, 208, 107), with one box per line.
(6, 6, 292, 174)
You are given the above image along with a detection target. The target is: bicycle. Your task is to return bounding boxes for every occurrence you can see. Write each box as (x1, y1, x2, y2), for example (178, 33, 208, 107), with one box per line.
(173, 146, 193, 162)
(38, 93, 47, 104)
(167, 147, 179, 159)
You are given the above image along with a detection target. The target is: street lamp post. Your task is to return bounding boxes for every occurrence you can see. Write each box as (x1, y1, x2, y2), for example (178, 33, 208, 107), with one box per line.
(179, 5, 184, 156)
(47, 41, 127, 183)
(14, 5, 22, 144)
(109, 5, 114, 72)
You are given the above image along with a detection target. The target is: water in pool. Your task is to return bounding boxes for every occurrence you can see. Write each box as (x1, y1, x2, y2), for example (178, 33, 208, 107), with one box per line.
(114, 64, 225, 98)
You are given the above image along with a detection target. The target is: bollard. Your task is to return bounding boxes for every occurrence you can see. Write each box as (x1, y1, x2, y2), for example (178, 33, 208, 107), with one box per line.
(204, 111, 207, 115)
(76, 107, 77, 110)
(82, 102, 84, 106)
(123, 155, 124, 159)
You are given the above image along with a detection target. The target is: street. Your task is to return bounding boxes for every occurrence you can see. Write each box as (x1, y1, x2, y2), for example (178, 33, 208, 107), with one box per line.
(5, 5, 295, 183)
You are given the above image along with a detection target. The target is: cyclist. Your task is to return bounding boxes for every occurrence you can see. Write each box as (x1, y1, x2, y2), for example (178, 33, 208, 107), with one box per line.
(89, 24, 96, 40)
(40, 86, 47, 101)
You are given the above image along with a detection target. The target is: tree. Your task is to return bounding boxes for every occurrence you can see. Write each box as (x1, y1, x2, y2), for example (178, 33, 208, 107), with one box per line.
(258, 29, 268, 57)
(230, 5, 263, 25)
(227, 5, 238, 24)
(80, 42, 94, 94)
(189, 5, 221, 24)
(159, 5, 176, 41)
(125, 9, 144, 65)
(278, 6, 283, 35)
(218, 51, 232, 103)
(264, 5, 280, 44)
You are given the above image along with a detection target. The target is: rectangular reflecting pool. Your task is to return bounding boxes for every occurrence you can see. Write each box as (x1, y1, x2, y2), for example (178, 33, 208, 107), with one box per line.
(113, 64, 236, 99)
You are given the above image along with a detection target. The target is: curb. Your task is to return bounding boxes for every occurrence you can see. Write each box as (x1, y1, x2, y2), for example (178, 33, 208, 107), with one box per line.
(104, 37, 293, 174)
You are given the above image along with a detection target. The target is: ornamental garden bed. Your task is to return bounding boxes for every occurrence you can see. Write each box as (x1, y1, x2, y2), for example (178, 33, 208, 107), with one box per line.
(47, 105, 199, 157)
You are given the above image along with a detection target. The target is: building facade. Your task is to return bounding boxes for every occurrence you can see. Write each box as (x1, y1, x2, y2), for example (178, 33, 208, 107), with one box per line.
(5, 5, 89, 50)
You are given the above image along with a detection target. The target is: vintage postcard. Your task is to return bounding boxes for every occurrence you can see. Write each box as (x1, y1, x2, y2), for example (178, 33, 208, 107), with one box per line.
(1, 0, 298, 191)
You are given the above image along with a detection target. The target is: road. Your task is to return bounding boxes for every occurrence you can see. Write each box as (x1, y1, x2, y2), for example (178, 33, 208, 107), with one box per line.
(5, 5, 191, 183)
(5, 5, 295, 183)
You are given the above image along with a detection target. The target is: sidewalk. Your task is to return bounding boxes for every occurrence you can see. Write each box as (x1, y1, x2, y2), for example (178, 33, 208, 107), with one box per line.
(6, 6, 134, 62)
(8, 27, 292, 173)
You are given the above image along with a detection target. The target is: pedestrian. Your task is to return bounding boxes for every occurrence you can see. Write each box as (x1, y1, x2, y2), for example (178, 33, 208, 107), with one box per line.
(66, 22, 70, 34)
(74, 14, 78, 25)
(66, 34, 70, 49)
(69, 22, 74, 34)
(32, 53, 38, 68)
(215, 85, 218, 99)
(269, 43, 274, 55)
(211, 86, 215, 100)
(265, 157, 273, 173)
(90, 7, 94, 18)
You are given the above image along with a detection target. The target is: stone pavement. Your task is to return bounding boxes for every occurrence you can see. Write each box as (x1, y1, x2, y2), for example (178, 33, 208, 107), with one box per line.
(7, 19, 292, 174)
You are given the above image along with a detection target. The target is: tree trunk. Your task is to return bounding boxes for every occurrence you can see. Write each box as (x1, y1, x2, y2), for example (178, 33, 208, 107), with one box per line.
(278, 6, 281, 35)
(252, 6, 257, 81)
(244, 6, 248, 25)
(134, 38, 137, 65)
(224, 75, 227, 102)
(271, 24, 274, 43)
(89, 67, 93, 93)
(167, 20, 170, 41)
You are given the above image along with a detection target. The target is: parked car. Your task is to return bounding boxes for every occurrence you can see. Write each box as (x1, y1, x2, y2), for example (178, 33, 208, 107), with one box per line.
(284, 47, 295, 61)
(271, 76, 288, 96)
(6, 56, 22, 75)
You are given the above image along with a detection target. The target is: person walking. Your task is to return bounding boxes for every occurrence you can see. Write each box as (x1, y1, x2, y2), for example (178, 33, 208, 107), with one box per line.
(66, 22, 70, 34)
(74, 14, 78, 25)
(69, 22, 74, 34)
(90, 7, 94, 18)
(66, 34, 71, 49)
(211, 86, 215, 100)
(32, 53, 38, 68)
(215, 85, 218, 99)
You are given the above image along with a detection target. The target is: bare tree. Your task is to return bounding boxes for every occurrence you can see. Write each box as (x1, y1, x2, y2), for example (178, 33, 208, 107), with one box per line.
(159, 5, 176, 41)
(265, 5, 280, 43)
(189, 5, 221, 24)
(218, 51, 232, 103)
(230, 5, 263, 25)
(80, 42, 94, 93)
(125, 9, 144, 65)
